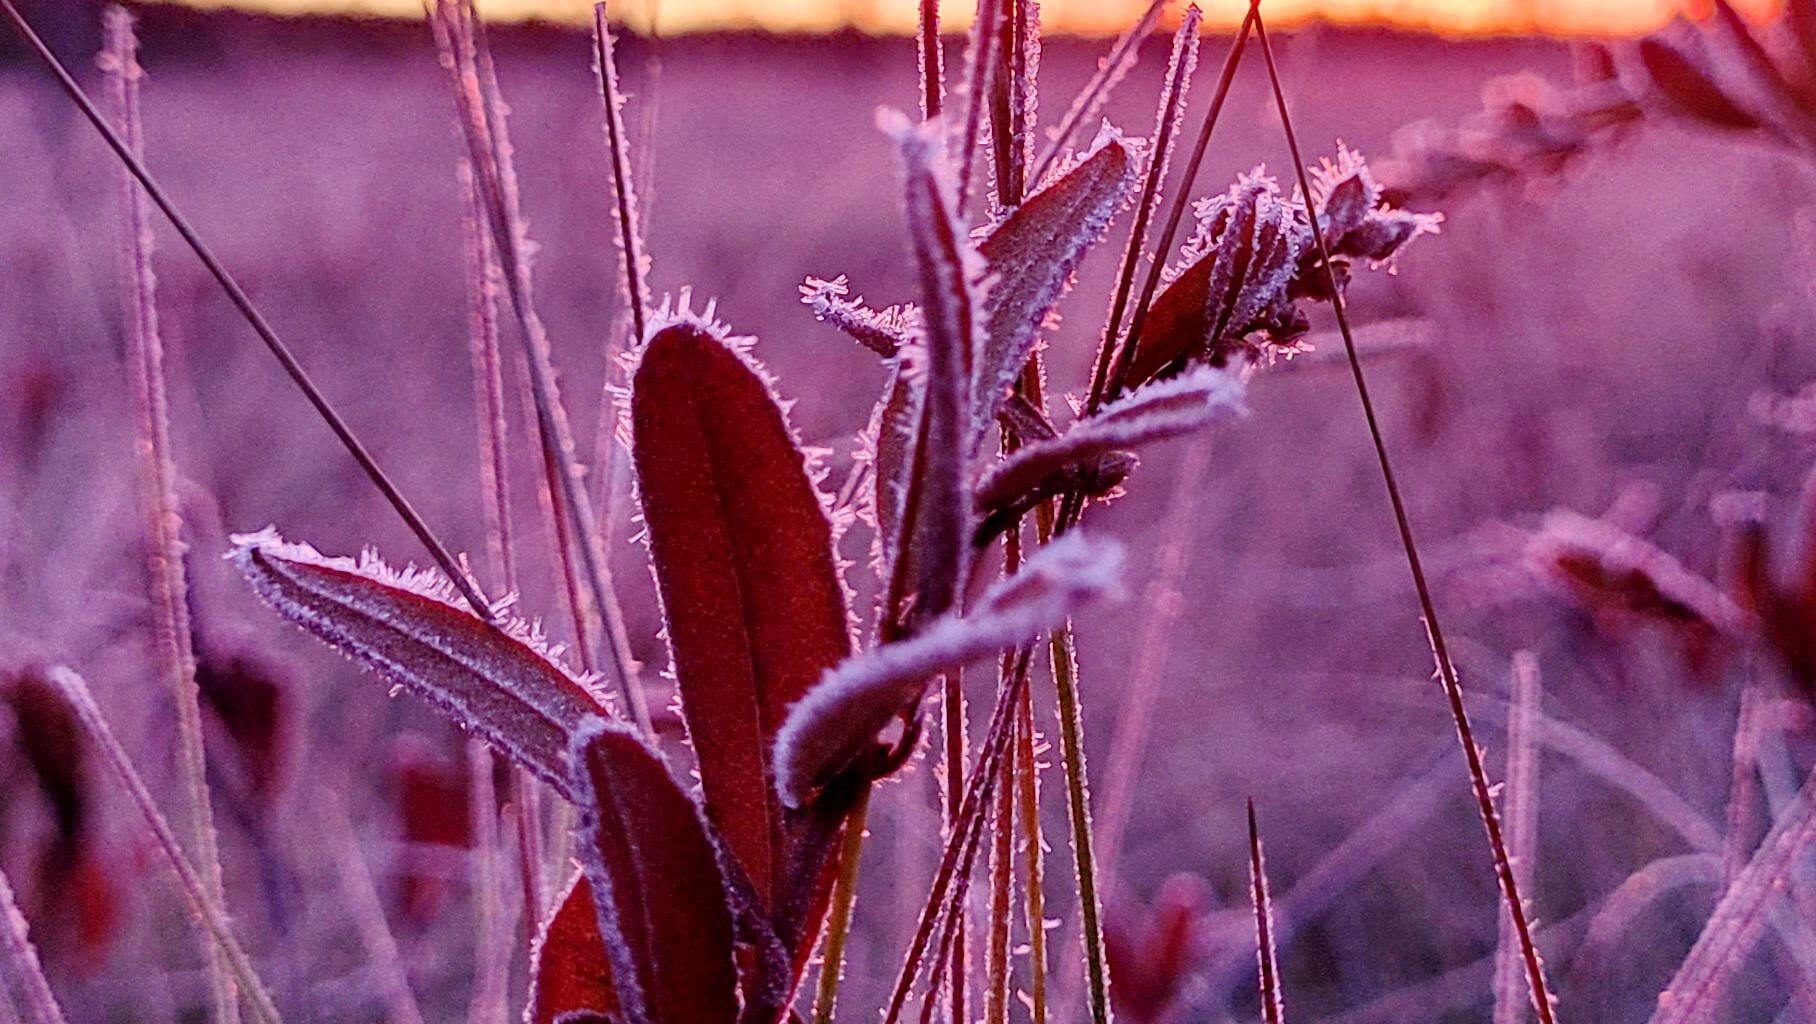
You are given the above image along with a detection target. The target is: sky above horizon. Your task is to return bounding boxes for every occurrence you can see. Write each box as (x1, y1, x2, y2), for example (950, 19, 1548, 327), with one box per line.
(169, 0, 1772, 38)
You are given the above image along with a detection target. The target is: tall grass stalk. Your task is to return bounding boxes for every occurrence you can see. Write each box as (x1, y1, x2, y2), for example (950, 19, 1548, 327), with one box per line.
(1248, 801, 1285, 1024)
(429, 0, 651, 732)
(1251, 10, 1558, 1021)
(46, 667, 282, 1024)
(101, 14, 237, 1021)
(0, 0, 493, 620)
(465, 738, 509, 1024)
(1648, 766, 1816, 1023)
(810, 789, 870, 1024)
(918, 0, 942, 120)
(454, 151, 545, 938)
(1098, 2, 1258, 410)
(326, 800, 429, 1024)
(1094, 436, 1210, 893)
(882, 653, 1032, 1024)
(1493, 652, 1542, 1024)
(0, 867, 64, 1024)
(1026, 0, 1164, 184)
(1014, 682, 1049, 1024)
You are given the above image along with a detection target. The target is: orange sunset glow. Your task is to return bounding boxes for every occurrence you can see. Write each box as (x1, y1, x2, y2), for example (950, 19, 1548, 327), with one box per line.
(165, 0, 1775, 38)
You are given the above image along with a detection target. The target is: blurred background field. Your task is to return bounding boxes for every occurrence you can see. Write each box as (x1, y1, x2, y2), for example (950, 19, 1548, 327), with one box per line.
(3, 3, 1814, 1021)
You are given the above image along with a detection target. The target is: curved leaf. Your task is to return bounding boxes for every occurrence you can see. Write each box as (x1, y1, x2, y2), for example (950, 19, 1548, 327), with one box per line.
(630, 315, 852, 909)
(885, 108, 981, 633)
(775, 533, 1123, 807)
(975, 368, 1244, 527)
(569, 719, 740, 1024)
(231, 529, 608, 798)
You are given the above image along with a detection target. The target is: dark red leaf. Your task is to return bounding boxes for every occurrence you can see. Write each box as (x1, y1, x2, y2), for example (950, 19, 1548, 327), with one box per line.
(569, 720, 740, 1024)
(630, 317, 852, 911)
(526, 872, 620, 1024)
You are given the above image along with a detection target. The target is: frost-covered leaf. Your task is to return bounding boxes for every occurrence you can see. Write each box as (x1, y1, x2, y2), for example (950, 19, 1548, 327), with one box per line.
(1128, 173, 1305, 383)
(1126, 151, 1435, 386)
(774, 533, 1123, 807)
(630, 317, 852, 909)
(975, 369, 1244, 534)
(799, 275, 919, 358)
(526, 872, 618, 1024)
(885, 108, 982, 632)
(973, 129, 1138, 446)
(231, 529, 607, 799)
(872, 350, 924, 575)
(569, 719, 740, 1024)
(1308, 144, 1383, 243)
(1527, 511, 1750, 637)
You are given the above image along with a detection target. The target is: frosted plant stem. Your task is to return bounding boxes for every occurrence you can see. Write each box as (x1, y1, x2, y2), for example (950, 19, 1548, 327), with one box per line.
(1080, 6, 1204, 420)
(1027, 0, 1165, 184)
(883, 655, 1030, 1024)
(1046, 621, 1110, 1024)
(0, 866, 65, 1024)
(47, 668, 282, 1024)
(953, 0, 1000, 217)
(942, 668, 970, 1024)
(1016, 680, 1049, 1024)
(918, 0, 942, 121)
(1494, 653, 1542, 1024)
(592, 2, 650, 342)
(1100, 2, 1259, 411)
(1248, 802, 1284, 1024)
(326, 802, 428, 1024)
(466, 741, 508, 1024)
(1721, 682, 1767, 889)
(811, 787, 871, 1024)
(430, 0, 650, 733)
(456, 135, 536, 989)
(0, 0, 491, 621)
(101, 15, 237, 1023)
(1251, 10, 1558, 1022)
(985, 699, 1017, 1024)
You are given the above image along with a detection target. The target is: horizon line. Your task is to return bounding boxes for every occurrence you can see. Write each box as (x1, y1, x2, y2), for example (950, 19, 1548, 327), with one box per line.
(152, 0, 1733, 41)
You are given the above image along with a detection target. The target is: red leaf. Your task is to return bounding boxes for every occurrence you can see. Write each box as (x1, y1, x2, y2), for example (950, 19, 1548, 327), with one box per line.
(630, 316, 852, 911)
(526, 872, 619, 1024)
(1125, 253, 1215, 387)
(569, 720, 740, 1024)
(886, 109, 981, 633)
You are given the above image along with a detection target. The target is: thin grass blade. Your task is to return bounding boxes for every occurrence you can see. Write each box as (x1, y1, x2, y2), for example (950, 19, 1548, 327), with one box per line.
(0, 867, 64, 1024)
(1028, 0, 1165, 183)
(45, 668, 281, 1024)
(100, 14, 237, 1022)
(1248, 801, 1285, 1024)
